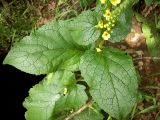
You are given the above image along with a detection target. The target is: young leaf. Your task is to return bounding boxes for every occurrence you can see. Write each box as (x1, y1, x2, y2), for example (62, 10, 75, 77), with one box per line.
(109, 8, 133, 42)
(80, 47, 139, 120)
(23, 71, 88, 120)
(69, 10, 101, 46)
(3, 20, 86, 75)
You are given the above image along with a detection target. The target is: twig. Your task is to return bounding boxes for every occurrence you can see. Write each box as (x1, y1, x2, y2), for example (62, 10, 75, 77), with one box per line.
(0, 0, 8, 7)
(133, 56, 160, 61)
(142, 3, 158, 17)
(140, 86, 160, 90)
(65, 99, 94, 120)
(155, 110, 160, 120)
(144, 3, 158, 17)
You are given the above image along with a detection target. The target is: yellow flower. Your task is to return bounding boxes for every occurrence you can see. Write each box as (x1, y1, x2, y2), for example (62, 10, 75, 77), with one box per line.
(110, 0, 121, 6)
(100, 0, 106, 4)
(96, 48, 102, 52)
(63, 88, 68, 95)
(102, 30, 111, 40)
(97, 20, 104, 29)
(103, 9, 111, 21)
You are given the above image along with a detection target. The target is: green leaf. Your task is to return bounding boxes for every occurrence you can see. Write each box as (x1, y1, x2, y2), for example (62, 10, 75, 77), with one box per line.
(3, 20, 86, 75)
(142, 22, 160, 64)
(23, 71, 88, 120)
(145, 0, 153, 6)
(156, 20, 160, 29)
(78, 0, 95, 8)
(73, 103, 103, 120)
(109, 8, 133, 42)
(69, 10, 101, 45)
(136, 13, 160, 64)
(53, 85, 88, 114)
(80, 47, 139, 120)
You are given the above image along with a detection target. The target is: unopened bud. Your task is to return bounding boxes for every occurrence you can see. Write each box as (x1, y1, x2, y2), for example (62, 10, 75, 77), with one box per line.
(112, 20, 115, 23)
(108, 22, 111, 25)
(111, 24, 115, 27)
(107, 27, 111, 31)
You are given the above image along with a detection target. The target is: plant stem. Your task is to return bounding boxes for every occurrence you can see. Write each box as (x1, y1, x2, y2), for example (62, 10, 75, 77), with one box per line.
(130, 103, 137, 120)
(112, 0, 138, 16)
(1, 0, 8, 7)
(65, 99, 94, 120)
(133, 56, 160, 61)
(140, 86, 160, 90)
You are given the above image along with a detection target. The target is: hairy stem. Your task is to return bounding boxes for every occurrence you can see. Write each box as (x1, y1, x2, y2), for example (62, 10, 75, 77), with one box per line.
(112, 0, 139, 16)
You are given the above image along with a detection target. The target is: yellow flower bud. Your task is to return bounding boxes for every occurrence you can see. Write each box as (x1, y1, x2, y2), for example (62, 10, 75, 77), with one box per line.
(104, 24, 109, 28)
(112, 20, 115, 23)
(97, 20, 104, 29)
(110, 0, 121, 6)
(63, 88, 68, 95)
(100, 0, 106, 4)
(70, 109, 74, 113)
(96, 48, 102, 52)
(107, 27, 111, 31)
(102, 30, 111, 40)
(111, 24, 115, 27)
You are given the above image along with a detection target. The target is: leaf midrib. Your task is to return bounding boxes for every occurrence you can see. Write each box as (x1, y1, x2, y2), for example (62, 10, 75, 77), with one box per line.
(101, 52, 121, 118)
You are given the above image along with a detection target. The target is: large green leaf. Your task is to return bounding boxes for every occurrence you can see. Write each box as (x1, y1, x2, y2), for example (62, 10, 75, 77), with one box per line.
(80, 47, 139, 120)
(69, 10, 101, 46)
(23, 71, 88, 120)
(109, 8, 133, 42)
(3, 20, 86, 75)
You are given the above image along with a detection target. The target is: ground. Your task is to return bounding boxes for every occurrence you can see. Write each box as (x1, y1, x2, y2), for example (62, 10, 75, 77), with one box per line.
(0, 0, 160, 120)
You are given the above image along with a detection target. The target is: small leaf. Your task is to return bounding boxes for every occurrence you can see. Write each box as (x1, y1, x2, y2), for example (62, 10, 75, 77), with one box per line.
(69, 10, 101, 45)
(3, 20, 86, 75)
(23, 71, 88, 120)
(109, 8, 133, 42)
(80, 47, 139, 120)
